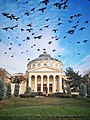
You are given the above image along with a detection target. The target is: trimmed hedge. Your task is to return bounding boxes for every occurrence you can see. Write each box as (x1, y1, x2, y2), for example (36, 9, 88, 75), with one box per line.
(19, 93, 35, 98)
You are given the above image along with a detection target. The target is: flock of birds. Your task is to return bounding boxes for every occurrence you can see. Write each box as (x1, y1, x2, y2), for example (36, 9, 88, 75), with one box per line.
(0, 0, 90, 61)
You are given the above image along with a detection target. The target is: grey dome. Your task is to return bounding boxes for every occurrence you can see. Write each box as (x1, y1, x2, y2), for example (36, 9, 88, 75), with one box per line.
(38, 51, 52, 60)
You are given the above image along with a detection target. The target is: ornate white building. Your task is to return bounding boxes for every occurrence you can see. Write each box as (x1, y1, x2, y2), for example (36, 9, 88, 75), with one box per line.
(27, 52, 66, 94)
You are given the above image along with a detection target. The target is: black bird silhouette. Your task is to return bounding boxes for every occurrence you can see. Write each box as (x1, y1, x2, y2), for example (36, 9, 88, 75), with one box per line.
(39, 28, 43, 31)
(39, 7, 47, 12)
(44, 25, 49, 28)
(2, 27, 9, 31)
(72, 24, 78, 29)
(27, 58, 30, 60)
(52, 29, 58, 33)
(26, 28, 33, 32)
(57, 23, 62, 26)
(45, 18, 50, 21)
(79, 27, 85, 31)
(63, 36, 67, 38)
(52, 49, 56, 52)
(55, 38, 59, 40)
(14, 17, 19, 21)
(58, 55, 61, 57)
(83, 40, 88, 43)
(68, 20, 73, 23)
(9, 47, 12, 50)
(67, 29, 75, 34)
(74, 14, 82, 17)
(76, 20, 80, 23)
(63, 5, 68, 9)
(78, 53, 80, 55)
(32, 33, 35, 36)
(25, 12, 30, 16)
(10, 43, 13, 45)
(0, 39, 2, 42)
(48, 41, 52, 44)
(26, 37, 30, 40)
(43, 48, 46, 51)
(70, 15, 74, 19)
(40, 0, 49, 5)
(37, 49, 40, 51)
(34, 36, 42, 39)
(21, 52, 23, 54)
(27, 23, 32, 27)
(85, 20, 89, 23)
(58, 18, 61, 21)
(26, 1, 29, 4)
(2, 12, 9, 16)
(4, 52, 7, 54)
(31, 8, 35, 11)
(18, 44, 21, 46)
(77, 41, 80, 44)
(11, 55, 14, 57)
(21, 28, 24, 31)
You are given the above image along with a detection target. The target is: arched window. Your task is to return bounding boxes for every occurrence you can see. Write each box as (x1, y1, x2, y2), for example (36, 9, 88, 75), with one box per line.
(33, 64, 35, 67)
(38, 63, 41, 67)
(50, 63, 53, 67)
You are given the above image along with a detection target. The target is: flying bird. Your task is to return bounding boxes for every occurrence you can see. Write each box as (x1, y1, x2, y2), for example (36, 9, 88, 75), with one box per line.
(2, 27, 9, 31)
(25, 12, 30, 16)
(85, 20, 89, 23)
(83, 40, 88, 43)
(48, 41, 52, 44)
(52, 29, 58, 33)
(40, 0, 49, 5)
(45, 18, 50, 21)
(34, 36, 42, 39)
(52, 49, 56, 52)
(39, 7, 47, 12)
(67, 29, 75, 34)
(77, 41, 80, 44)
(79, 27, 85, 31)
(31, 8, 35, 11)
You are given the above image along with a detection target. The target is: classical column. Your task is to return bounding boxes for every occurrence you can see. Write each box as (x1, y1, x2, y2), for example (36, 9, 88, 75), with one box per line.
(41, 75, 43, 92)
(59, 76, 63, 92)
(29, 75, 31, 88)
(47, 75, 49, 95)
(53, 75, 56, 93)
(35, 75, 37, 92)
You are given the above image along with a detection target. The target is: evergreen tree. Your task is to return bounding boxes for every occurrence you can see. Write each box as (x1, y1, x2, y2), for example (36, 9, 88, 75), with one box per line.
(14, 83, 20, 97)
(0, 78, 4, 100)
(65, 67, 82, 92)
(24, 86, 31, 95)
(66, 84, 71, 94)
(79, 82, 87, 97)
(6, 83, 12, 97)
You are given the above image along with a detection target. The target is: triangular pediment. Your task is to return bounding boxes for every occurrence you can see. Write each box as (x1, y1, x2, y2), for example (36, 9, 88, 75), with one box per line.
(29, 66, 61, 72)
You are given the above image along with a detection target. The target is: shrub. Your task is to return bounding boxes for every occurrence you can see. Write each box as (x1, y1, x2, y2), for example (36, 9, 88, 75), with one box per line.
(79, 82, 87, 97)
(24, 86, 31, 95)
(14, 83, 20, 97)
(0, 79, 4, 100)
(19, 93, 35, 98)
(6, 83, 12, 97)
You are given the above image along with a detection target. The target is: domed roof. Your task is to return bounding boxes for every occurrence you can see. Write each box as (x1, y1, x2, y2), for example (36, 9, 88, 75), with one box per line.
(38, 51, 52, 60)
(28, 51, 61, 63)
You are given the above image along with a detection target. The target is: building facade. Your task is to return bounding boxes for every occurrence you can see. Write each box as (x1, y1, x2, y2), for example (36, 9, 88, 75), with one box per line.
(27, 52, 66, 94)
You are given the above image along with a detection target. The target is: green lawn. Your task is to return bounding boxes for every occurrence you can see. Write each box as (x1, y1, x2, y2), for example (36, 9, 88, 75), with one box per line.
(0, 97, 90, 120)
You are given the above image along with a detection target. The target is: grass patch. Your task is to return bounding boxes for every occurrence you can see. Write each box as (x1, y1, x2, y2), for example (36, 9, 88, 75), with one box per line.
(0, 97, 90, 120)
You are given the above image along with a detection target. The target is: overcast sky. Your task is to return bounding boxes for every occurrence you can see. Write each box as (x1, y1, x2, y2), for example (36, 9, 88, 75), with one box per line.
(0, 0, 90, 75)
